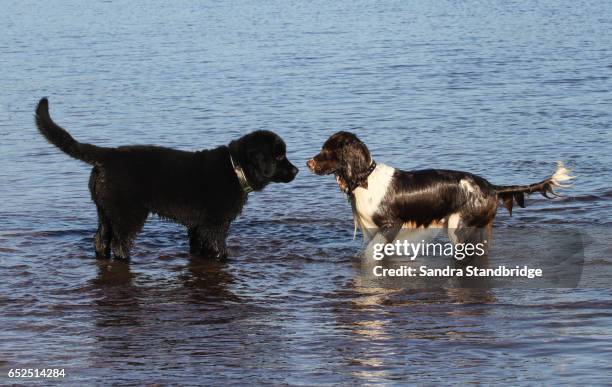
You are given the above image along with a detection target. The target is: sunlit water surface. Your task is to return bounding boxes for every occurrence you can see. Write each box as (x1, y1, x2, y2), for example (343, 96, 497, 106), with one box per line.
(1, 0, 611, 384)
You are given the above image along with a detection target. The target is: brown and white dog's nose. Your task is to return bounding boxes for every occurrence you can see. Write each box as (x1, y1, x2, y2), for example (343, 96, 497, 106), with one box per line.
(307, 159, 315, 171)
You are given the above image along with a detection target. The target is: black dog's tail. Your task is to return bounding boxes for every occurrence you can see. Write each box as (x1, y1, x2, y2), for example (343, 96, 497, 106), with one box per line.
(493, 162, 575, 215)
(35, 98, 109, 165)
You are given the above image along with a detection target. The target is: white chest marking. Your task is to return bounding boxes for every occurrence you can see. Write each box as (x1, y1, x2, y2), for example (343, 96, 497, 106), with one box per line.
(351, 164, 395, 233)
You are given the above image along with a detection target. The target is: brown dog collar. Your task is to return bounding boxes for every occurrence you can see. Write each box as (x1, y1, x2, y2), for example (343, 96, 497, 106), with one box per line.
(229, 154, 253, 194)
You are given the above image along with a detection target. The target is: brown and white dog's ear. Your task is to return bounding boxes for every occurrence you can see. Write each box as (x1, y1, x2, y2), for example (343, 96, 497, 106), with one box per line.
(340, 138, 371, 190)
(336, 175, 349, 193)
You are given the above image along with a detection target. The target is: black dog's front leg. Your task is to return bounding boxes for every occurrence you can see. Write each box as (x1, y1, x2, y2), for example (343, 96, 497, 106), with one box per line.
(188, 224, 230, 260)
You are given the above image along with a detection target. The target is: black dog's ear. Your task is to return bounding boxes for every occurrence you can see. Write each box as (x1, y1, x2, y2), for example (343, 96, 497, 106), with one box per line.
(248, 146, 280, 181)
(246, 147, 266, 174)
(246, 147, 260, 160)
(340, 139, 371, 190)
(272, 139, 286, 159)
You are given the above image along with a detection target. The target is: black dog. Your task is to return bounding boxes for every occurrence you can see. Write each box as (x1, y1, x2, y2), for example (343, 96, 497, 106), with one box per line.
(35, 98, 298, 260)
(307, 131, 573, 248)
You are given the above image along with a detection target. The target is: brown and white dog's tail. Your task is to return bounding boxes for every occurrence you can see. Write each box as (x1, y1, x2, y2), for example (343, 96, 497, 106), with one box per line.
(494, 161, 575, 215)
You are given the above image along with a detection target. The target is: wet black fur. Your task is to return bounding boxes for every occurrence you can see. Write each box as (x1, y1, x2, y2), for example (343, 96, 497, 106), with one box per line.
(35, 98, 298, 260)
(309, 131, 560, 243)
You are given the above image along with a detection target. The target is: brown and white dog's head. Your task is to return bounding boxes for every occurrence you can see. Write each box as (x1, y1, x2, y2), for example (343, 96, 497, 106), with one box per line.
(307, 131, 373, 193)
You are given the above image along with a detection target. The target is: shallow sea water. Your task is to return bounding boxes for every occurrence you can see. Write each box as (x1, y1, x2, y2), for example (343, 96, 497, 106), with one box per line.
(1, 0, 611, 384)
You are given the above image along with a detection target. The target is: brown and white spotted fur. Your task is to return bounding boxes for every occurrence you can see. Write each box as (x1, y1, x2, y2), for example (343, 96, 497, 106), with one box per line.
(307, 131, 574, 252)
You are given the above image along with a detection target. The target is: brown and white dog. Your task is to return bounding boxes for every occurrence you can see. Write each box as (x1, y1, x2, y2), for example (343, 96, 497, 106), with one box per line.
(307, 131, 573, 249)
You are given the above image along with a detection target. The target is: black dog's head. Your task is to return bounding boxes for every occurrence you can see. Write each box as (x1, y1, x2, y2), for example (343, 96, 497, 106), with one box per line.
(229, 130, 298, 191)
(307, 131, 372, 191)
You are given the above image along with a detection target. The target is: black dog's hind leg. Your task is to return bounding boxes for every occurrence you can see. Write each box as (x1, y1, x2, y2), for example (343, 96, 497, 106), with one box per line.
(188, 223, 230, 260)
(90, 167, 112, 259)
(94, 206, 112, 259)
(188, 227, 201, 254)
(107, 205, 148, 260)
(89, 167, 147, 260)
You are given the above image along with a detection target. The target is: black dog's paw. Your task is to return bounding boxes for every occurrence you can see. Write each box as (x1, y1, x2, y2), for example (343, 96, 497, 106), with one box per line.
(189, 240, 228, 260)
(189, 248, 227, 261)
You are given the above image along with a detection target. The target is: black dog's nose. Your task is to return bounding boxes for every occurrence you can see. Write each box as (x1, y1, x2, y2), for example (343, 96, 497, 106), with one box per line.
(291, 166, 299, 176)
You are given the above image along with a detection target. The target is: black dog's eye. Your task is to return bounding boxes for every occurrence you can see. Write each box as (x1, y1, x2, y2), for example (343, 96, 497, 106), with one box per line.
(275, 154, 285, 161)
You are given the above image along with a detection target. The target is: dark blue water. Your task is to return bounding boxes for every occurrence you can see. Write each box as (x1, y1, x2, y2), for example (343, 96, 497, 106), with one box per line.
(1, 0, 611, 384)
